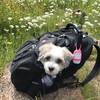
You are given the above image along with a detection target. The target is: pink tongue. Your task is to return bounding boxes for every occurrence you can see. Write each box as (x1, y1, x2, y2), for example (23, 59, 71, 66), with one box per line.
(73, 48, 82, 64)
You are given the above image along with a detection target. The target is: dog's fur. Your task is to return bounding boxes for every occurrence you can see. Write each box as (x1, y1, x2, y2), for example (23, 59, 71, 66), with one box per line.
(38, 43, 73, 76)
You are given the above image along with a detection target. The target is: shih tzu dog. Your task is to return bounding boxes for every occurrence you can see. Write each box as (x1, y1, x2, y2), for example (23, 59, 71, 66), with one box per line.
(38, 43, 73, 77)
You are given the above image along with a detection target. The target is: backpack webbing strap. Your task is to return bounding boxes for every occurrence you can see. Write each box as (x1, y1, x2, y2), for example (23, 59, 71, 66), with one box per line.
(80, 42, 100, 86)
(66, 23, 83, 49)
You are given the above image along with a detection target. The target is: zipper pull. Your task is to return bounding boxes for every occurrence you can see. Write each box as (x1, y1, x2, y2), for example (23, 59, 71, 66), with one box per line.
(73, 45, 82, 64)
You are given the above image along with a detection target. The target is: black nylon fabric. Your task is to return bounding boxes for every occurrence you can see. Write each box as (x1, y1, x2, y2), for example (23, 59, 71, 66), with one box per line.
(10, 23, 98, 98)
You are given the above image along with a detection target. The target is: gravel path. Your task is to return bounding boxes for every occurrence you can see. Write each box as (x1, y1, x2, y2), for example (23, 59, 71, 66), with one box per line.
(0, 64, 84, 100)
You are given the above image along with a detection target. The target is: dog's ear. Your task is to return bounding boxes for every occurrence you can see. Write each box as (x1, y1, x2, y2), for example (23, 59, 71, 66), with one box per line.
(62, 47, 74, 61)
(38, 43, 54, 61)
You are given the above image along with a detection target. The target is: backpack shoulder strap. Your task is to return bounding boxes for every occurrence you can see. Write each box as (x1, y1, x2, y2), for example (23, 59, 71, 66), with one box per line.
(80, 41, 100, 86)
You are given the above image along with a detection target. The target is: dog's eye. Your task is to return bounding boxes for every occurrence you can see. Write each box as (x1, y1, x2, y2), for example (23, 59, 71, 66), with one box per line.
(45, 56, 51, 61)
(56, 58, 63, 64)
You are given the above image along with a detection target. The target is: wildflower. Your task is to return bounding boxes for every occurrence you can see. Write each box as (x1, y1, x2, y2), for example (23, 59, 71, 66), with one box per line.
(49, 13, 53, 16)
(4, 28, 9, 32)
(50, 9, 55, 13)
(64, 12, 68, 17)
(51, 1, 56, 5)
(43, 3, 46, 6)
(64, 9, 72, 18)
(85, 21, 94, 27)
(36, 16, 42, 21)
(42, 22, 46, 25)
(28, 26, 31, 29)
(83, 25, 86, 28)
(82, 0, 88, 4)
(19, 18, 24, 21)
(94, 20, 98, 23)
(42, 14, 50, 18)
(60, 0, 65, 4)
(97, 23, 100, 26)
(38, 0, 41, 2)
(45, 12, 49, 15)
(89, 13, 92, 16)
(39, 25, 42, 29)
(65, 8, 73, 12)
(97, 14, 100, 17)
(74, 11, 82, 16)
(21, 25, 26, 28)
(33, 0, 36, 4)
(24, 17, 31, 21)
(55, 23, 58, 26)
(85, 16, 89, 21)
(32, 19, 38, 23)
(26, 28, 29, 31)
(65, 18, 71, 21)
(7, 42, 12, 45)
(33, 23, 39, 27)
(9, 25, 14, 29)
(40, 18, 46, 21)
(28, 22, 33, 27)
(17, 0, 25, 3)
(39, 23, 45, 29)
(11, 33, 15, 35)
(62, 19, 65, 23)
(97, 6, 100, 9)
(64, 12, 71, 17)
(15, 25, 19, 28)
(8, 17, 12, 21)
(20, 3, 24, 6)
(92, 9, 98, 14)
(94, 1, 98, 6)
(57, 16, 59, 18)
(98, 4, 100, 7)
(49, 6, 54, 9)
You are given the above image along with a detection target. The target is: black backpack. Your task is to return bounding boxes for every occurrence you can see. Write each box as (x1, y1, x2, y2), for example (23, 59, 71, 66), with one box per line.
(10, 23, 100, 98)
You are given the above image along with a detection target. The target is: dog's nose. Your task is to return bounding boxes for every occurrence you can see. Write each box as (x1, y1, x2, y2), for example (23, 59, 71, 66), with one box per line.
(49, 67, 54, 72)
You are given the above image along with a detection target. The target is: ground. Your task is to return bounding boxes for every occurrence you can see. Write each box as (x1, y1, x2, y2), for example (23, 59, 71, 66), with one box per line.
(0, 64, 84, 100)
(0, 44, 100, 100)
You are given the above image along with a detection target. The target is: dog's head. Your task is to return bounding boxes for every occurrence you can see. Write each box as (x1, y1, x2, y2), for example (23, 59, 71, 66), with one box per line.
(38, 43, 73, 77)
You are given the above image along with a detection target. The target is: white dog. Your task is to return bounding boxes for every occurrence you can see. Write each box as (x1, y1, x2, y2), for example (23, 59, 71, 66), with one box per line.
(38, 43, 73, 77)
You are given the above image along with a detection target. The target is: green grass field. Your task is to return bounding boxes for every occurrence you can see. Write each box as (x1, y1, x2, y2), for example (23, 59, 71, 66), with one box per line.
(0, 0, 100, 99)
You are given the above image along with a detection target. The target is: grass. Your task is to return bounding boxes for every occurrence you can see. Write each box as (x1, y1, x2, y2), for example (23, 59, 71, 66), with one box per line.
(76, 62, 98, 100)
(81, 84, 97, 100)
(0, 0, 100, 99)
(76, 48, 98, 99)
